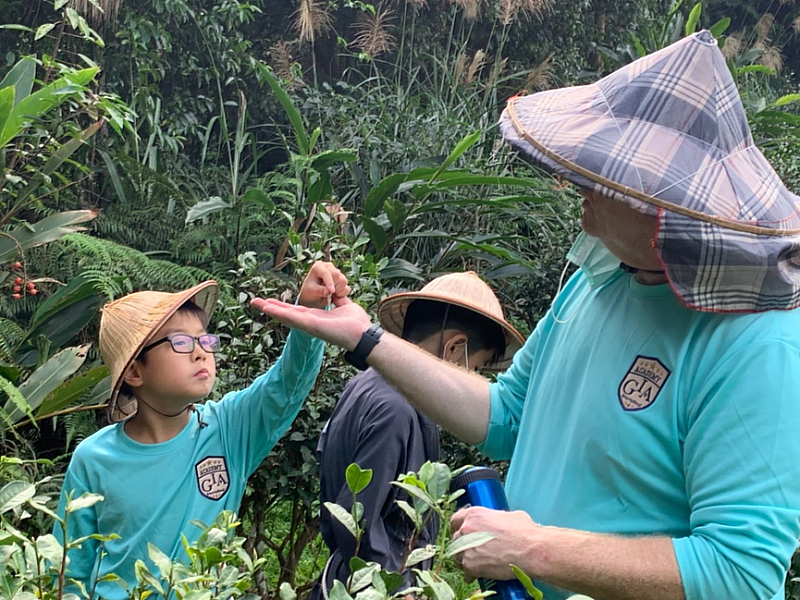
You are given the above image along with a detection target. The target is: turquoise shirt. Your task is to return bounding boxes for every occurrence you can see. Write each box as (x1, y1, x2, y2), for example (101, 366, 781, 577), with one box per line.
(55, 329, 324, 599)
(482, 270, 800, 600)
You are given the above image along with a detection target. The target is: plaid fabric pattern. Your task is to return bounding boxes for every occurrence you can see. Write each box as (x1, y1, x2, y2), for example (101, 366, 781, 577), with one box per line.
(499, 31, 800, 312)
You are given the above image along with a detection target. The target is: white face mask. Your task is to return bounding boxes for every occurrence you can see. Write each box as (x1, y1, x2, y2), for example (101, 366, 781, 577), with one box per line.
(566, 232, 621, 289)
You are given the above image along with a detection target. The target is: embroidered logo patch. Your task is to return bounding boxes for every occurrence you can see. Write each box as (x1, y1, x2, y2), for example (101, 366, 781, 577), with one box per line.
(618, 356, 671, 411)
(195, 456, 229, 500)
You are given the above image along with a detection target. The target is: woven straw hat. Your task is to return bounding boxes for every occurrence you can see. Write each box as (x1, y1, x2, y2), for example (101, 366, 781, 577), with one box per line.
(499, 31, 800, 313)
(99, 281, 219, 422)
(377, 272, 524, 370)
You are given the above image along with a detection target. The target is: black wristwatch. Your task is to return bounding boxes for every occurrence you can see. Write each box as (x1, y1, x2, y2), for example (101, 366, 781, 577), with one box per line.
(344, 324, 384, 370)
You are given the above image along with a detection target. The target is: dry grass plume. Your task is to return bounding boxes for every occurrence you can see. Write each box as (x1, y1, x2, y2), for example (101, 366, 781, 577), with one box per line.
(294, 0, 333, 44)
(353, 6, 397, 58)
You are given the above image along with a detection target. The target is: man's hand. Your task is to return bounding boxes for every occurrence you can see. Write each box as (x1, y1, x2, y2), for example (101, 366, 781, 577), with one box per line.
(450, 507, 539, 582)
(297, 261, 351, 308)
(250, 296, 371, 351)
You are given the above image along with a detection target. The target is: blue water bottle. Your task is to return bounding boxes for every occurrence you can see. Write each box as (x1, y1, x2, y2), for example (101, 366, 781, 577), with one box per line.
(450, 467, 532, 600)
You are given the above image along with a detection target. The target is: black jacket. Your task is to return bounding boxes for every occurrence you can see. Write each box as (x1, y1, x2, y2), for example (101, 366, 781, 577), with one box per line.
(314, 368, 440, 597)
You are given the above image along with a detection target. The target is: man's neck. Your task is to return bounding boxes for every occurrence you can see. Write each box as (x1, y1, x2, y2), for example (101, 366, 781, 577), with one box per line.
(633, 270, 669, 286)
(124, 405, 192, 444)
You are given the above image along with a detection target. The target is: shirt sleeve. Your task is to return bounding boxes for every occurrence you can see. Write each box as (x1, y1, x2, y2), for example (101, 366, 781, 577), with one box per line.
(673, 340, 800, 600)
(326, 397, 418, 584)
(214, 327, 324, 477)
(53, 464, 100, 595)
(479, 325, 540, 460)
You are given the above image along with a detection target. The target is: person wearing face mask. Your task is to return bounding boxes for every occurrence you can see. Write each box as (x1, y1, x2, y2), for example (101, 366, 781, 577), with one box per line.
(254, 32, 800, 600)
(312, 272, 523, 600)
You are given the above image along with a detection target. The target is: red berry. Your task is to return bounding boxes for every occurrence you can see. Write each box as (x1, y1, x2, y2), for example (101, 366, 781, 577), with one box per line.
(26, 282, 34, 290)
(29, 289, 37, 296)
(13, 277, 22, 285)
(12, 262, 22, 270)
(11, 293, 20, 299)
(12, 286, 21, 293)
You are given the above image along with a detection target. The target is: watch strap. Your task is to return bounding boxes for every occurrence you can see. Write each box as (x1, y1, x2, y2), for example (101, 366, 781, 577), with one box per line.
(344, 324, 384, 370)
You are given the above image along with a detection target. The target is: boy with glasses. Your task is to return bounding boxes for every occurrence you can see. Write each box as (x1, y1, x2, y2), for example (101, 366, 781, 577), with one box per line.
(55, 261, 349, 599)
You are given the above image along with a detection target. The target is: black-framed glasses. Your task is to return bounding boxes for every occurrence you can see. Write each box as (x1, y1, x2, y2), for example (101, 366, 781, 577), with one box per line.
(141, 334, 222, 356)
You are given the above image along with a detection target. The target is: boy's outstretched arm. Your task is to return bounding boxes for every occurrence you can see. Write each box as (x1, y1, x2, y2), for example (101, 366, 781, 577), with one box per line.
(249, 296, 491, 444)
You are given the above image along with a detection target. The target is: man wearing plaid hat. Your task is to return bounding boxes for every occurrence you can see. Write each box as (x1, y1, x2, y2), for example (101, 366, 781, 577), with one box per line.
(253, 32, 800, 600)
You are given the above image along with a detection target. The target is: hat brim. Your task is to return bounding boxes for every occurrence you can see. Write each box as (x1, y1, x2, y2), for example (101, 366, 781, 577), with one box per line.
(377, 291, 525, 370)
(501, 96, 800, 237)
(109, 280, 219, 422)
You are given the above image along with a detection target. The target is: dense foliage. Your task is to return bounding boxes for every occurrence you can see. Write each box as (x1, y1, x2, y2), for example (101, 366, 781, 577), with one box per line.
(1, 0, 799, 597)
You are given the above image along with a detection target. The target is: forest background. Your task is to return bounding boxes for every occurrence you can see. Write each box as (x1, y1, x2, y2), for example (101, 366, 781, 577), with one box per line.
(1, 0, 800, 597)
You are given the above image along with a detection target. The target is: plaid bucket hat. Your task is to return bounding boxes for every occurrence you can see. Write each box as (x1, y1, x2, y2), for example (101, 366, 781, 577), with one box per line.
(499, 30, 800, 313)
(99, 281, 219, 422)
(377, 271, 525, 370)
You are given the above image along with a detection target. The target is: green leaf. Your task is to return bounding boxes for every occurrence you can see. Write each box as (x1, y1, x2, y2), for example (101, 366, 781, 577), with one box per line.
(0, 374, 32, 426)
(405, 545, 436, 568)
(684, 3, 701, 36)
(709, 17, 731, 39)
(392, 482, 436, 509)
(311, 149, 358, 173)
(359, 217, 388, 256)
(30, 274, 102, 332)
(35, 534, 63, 569)
(204, 545, 223, 566)
(241, 188, 276, 212)
(0, 57, 36, 103)
(16, 296, 101, 366)
(278, 582, 297, 600)
(0, 210, 98, 264)
(14, 345, 91, 416)
(773, 94, 800, 108)
(346, 463, 373, 494)
(430, 131, 481, 182)
(328, 580, 354, 600)
(323, 502, 358, 538)
(349, 563, 381, 593)
(0, 87, 14, 138)
(185, 196, 232, 224)
(380, 258, 424, 281)
(379, 571, 405, 594)
(364, 173, 407, 217)
(0, 24, 33, 32)
(55, 0, 70, 8)
(262, 66, 309, 156)
(427, 463, 451, 500)
(99, 150, 129, 204)
(0, 481, 35, 514)
(34, 23, 57, 40)
(416, 570, 455, 600)
(349, 556, 369, 574)
(384, 198, 408, 231)
(0, 67, 98, 147)
(444, 532, 497, 558)
(395, 500, 422, 528)
(66, 492, 104, 513)
(35, 365, 109, 418)
(509, 565, 544, 600)
(135, 559, 165, 595)
(307, 171, 333, 205)
(309, 127, 322, 154)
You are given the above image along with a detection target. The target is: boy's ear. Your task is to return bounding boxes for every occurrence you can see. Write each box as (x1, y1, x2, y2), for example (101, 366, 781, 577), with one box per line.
(442, 333, 468, 363)
(122, 361, 144, 389)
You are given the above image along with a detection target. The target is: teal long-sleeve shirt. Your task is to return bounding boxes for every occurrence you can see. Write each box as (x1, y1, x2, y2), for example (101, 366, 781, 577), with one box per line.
(481, 269, 800, 600)
(54, 329, 324, 599)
